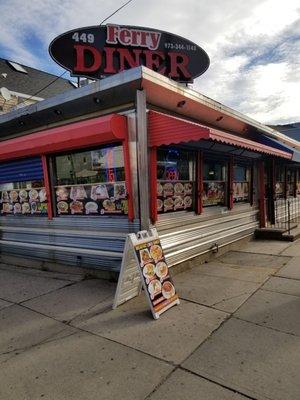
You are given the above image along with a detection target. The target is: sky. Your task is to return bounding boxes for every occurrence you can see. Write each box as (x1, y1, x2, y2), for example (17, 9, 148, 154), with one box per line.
(0, 0, 299, 125)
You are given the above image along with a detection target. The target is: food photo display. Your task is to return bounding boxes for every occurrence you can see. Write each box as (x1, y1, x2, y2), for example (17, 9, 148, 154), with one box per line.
(55, 182, 128, 216)
(202, 181, 225, 206)
(157, 181, 194, 213)
(0, 188, 48, 215)
(233, 181, 249, 203)
(134, 238, 178, 313)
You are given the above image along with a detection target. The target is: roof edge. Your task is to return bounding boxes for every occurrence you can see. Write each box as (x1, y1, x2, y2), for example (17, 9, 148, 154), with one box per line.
(140, 67, 300, 151)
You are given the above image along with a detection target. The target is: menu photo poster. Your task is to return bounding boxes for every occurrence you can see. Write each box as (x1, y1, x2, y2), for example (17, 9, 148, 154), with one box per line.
(203, 181, 225, 206)
(131, 229, 180, 319)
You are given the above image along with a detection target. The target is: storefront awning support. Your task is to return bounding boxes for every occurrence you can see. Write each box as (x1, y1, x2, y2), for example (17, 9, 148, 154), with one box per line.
(136, 89, 150, 230)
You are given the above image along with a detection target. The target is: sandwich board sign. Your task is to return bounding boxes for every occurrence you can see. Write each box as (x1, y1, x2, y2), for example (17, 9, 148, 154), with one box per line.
(113, 228, 180, 319)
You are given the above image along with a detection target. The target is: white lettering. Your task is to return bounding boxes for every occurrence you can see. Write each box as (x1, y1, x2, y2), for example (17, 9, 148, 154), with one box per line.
(106, 24, 161, 50)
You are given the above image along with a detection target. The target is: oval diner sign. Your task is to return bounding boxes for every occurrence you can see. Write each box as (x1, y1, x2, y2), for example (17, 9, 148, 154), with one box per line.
(49, 24, 210, 83)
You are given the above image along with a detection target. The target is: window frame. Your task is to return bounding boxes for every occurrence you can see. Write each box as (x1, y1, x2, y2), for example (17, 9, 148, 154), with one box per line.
(202, 154, 229, 208)
(50, 143, 130, 218)
(155, 146, 196, 215)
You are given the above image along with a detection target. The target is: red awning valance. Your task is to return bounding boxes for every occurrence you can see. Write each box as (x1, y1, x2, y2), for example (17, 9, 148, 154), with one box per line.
(208, 128, 292, 158)
(0, 114, 127, 161)
(148, 111, 210, 146)
(148, 111, 292, 159)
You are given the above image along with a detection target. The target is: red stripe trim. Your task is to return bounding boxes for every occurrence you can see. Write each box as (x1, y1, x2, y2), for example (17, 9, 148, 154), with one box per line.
(196, 151, 203, 214)
(0, 114, 127, 161)
(150, 147, 157, 223)
(228, 156, 234, 210)
(250, 164, 254, 206)
(259, 161, 266, 228)
(41, 155, 53, 220)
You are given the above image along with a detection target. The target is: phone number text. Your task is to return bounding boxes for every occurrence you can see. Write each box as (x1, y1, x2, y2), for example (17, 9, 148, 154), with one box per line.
(164, 43, 196, 51)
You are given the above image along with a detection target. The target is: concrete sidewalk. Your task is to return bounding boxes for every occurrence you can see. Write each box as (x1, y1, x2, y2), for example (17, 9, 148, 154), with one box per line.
(0, 239, 299, 400)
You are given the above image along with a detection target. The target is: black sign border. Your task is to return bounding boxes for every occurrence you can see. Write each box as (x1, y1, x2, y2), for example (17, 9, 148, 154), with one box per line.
(49, 24, 210, 82)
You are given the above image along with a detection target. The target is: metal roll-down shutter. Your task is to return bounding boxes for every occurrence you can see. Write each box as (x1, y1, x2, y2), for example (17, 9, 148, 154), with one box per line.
(0, 156, 43, 184)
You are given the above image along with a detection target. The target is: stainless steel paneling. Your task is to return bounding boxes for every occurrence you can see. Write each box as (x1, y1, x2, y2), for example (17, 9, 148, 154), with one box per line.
(0, 104, 142, 272)
(0, 242, 122, 270)
(0, 215, 138, 231)
(156, 204, 259, 267)
(0, 205, 259, 272)
(136, 90, 150, 230)
(0, 216, 140, 271)
(126, 111, 140, 219)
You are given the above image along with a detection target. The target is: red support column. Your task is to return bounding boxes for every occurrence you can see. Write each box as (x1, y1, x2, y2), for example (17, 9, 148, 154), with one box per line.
(293, 168, 297, 197)
(122, 139, 134, 222)
(150, 147, 158, 223)
(284, 166, 287, 199)
(196, 151, 203, 214)
(270, 159, 276, 224)
(41, 155, 53, 220)
(259, 161, 266, 228)
(228, 156, 234, 210)
(250, 163, 254, 206)
(271, 159, 275, 196)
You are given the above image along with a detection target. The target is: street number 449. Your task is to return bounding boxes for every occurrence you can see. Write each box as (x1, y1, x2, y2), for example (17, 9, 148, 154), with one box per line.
(72, 32, 94, 44)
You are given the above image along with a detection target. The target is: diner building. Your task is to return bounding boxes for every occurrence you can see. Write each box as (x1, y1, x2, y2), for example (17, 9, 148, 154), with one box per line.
(0, 66, 300, 274)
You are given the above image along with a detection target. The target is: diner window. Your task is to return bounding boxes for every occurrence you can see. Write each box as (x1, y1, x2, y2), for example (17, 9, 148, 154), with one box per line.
(233, 165, 251, 203)
(53, 145, 128, 216)
(287, 169, 296, 197)
(157, 148, 195, 213)
(203, 160, 227, 206)
(0, 180, 47, 215)
(275, 165, 285, 199)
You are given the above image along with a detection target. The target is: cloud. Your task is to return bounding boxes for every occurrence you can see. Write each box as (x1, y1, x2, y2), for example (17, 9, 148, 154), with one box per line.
(0, 0, 299, 124)
(195, 0, 300, 124)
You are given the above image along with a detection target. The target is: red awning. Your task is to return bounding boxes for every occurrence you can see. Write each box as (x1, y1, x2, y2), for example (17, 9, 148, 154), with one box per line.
(148, 111, 210, 146)
(148, 111, 292, 159)
(0, 114, 127, 161)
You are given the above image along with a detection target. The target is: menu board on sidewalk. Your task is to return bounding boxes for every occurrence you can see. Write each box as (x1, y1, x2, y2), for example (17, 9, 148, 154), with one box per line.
(113, 228, 180, 319)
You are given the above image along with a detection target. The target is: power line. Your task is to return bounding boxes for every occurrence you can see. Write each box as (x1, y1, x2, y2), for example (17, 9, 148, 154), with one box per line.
(100, 0, 134, 25)
(16, 69, 68, 108)
(17, 0, 135, 108)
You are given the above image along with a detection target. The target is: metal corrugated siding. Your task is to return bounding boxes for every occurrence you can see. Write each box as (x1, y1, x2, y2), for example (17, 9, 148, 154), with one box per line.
(0, 216, 140, 271)
(0, 157, 43, 183)
(0, 243, 122, 270)
(0, 206, 259, 272)
(1, 215, 137, 232)
(156, 205, 259, 267)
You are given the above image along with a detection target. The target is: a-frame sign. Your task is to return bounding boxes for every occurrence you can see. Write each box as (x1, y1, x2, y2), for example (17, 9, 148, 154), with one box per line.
(113, 228, 179, 319)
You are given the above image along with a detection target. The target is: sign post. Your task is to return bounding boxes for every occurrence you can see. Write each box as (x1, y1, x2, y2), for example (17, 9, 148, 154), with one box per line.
(113, 228, 179, 319)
